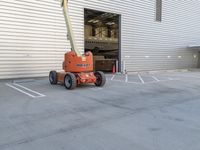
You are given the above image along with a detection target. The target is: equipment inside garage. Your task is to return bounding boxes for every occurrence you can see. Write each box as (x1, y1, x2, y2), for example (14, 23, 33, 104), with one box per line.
(84, 9, 120, 72)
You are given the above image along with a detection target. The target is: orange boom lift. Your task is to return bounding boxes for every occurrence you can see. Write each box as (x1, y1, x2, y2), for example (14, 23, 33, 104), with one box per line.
(49, 0, 106, 89)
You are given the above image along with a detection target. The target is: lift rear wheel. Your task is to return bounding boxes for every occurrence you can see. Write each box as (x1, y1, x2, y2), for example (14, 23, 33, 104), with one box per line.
(49, 71, 57, 85)
(64, 73, 77, 90)
(94, 71, 106, 87)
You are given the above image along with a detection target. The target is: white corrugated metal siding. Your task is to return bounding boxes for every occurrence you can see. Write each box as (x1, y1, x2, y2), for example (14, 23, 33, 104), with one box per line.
(0, 0, 200, 79)
(0, 0, 68, 79)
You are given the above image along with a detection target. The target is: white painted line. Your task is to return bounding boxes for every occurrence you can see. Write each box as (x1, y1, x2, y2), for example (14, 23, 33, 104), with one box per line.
(152, 76, 160, 82)
(111, 74, 116, 80)
(112, 79, 142, 84)
(6, 83, 36, 98)
(143, 79, 179, 84)
(13, 83, 46, 97)
(175, 75, 200, 79)
(112, 79, 125, 82)
(91, 87, 103, 91)
(112, 78, 179, 85)
(127, 81, 143, 85)
(125, 74, 128, 82)
(144, 81, 164, 84)
(168, 78, 173, 80)
(138, 74, 145, 84)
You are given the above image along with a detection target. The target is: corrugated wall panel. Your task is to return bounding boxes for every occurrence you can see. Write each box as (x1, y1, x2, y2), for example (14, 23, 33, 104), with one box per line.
(0, 0, 200, 79)
(0, 0, 69, 79)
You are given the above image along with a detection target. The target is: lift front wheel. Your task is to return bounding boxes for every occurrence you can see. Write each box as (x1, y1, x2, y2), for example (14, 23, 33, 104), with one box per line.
(49, 71, 57, 85)
(64, 73, 77, 90)
(94, 71, 106, 87)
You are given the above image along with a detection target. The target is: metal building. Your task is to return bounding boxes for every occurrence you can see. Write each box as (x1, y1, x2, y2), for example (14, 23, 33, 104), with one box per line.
(0, 0, 200, 79)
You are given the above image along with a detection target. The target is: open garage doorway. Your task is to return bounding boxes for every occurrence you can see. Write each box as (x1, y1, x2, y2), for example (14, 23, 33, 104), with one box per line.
(84, 9, 120, 72)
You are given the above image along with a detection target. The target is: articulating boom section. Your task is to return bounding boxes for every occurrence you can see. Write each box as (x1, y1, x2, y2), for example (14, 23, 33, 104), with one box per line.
(61, 0, 81, 57)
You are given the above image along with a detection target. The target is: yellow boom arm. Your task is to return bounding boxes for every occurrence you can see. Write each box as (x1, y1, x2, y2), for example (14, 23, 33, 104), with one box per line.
(61, 0, 81, 56)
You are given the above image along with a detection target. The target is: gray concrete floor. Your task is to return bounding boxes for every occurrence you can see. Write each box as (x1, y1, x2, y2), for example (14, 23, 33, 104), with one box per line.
(1, 71, 200, 150)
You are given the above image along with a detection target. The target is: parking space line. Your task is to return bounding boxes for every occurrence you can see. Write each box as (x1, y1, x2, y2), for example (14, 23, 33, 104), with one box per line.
(6, 83, 36, 98)
(152, 76, 160, 82)
(111, 74, 116, 80)
(110, 73, 180, 85)
(90, 87, 103, 91)
(127, 81, 142, 84)
(174, 75, 200, 79)
(125, 74, 128, 82)
(138, 74, 145, 84)
(13, 83, 46, 97)
(111, 78, 178, 85)
(6, 83, 46, 98)
(144, 78, 179, 84)
(112, 79, 125, 82)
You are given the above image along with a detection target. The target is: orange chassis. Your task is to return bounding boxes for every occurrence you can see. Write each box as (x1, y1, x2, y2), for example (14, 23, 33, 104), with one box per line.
(56, 71, 96, 85)
(49, 51, 106, 89)
(59, 51, 96, 85)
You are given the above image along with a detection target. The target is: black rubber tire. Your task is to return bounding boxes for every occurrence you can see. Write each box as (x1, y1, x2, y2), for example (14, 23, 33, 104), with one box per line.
(49, 71, 57, 85)
(64, 73, 77, 90)
(94, 71, 106, 87)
